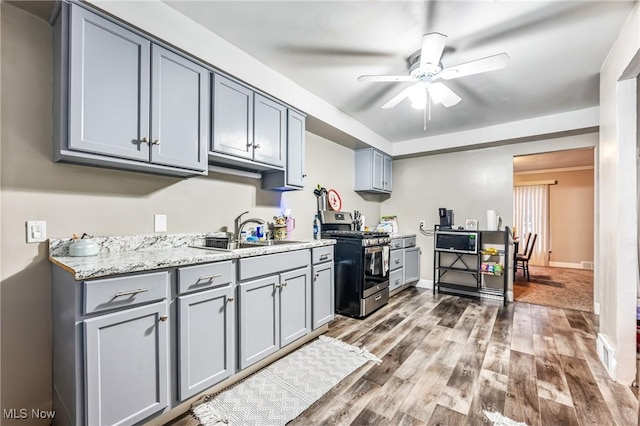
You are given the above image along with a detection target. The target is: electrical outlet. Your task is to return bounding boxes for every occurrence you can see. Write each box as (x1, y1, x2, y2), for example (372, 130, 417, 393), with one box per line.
(154, 214, 167, 233)
(26, 220, 47, 243)
(419, 220, 425, 229)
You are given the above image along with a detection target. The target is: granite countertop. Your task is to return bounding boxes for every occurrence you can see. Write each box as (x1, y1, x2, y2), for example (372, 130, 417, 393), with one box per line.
(389, 233, 417, 239)
(49, 233, 335, 281)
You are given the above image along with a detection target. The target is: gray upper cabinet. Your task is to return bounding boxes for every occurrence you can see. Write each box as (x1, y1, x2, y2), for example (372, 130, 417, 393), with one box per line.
(211, 75, 289, 172)
(253, 94, 286, 167)
(68, 5, 150, 162)
(56, 3, 208, 176)
(261, 109, 307, 191)
(212, 74, 254, 160)
(151, 46, 208, 171)
(177, 284, 235, 401)
(354, 148, 393, 193)
(84, 301, 169, 426)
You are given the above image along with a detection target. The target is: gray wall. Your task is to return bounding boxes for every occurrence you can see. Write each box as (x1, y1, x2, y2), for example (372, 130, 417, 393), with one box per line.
(0, 3, 380, 420)
(381, 132, 598, 288)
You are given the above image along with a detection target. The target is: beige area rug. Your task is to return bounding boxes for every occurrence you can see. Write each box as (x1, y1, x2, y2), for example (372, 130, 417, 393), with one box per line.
(513, 265, 594, 313)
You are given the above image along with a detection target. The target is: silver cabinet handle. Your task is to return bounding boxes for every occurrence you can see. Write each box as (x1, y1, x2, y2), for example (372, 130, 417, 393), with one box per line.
(152, 139, 160, 145)
(114, 288, 149, 297)
(140, 137, 150, 145)
(227, 297, 234, 302)
(246, 143, 253, 148)
(395, 279, 400, 285)
(302, 174, 307, 178)
(199, 273, 222, 281)
(374, 294, 382, 301)
(159, 315, 168, 322)
(254, 144, 261, 149)
(319, 254, 329, 261)
(282, 282, 287, 287)
(275, 283, 282, 289)
(395, 259, 400, 264)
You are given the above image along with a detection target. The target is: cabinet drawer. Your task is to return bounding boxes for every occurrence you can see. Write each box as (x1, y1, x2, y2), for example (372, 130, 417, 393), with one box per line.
(389, 268, 403, 291)
(390, 238, 403, 250)
(312, 246, 334, 264)
(239, 250, 310, 281)
(390, 249, 403, 270)
(84, 271, 169, 315)
(177, 261, 235, 295)
(403, 236, 417, 248)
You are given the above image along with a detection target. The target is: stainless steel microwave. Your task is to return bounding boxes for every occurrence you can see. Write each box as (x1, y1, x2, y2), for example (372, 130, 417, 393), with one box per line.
(435, 230, 478, 254)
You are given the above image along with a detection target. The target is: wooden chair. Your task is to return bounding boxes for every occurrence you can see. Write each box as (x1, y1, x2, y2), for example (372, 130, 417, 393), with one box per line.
(515, 233, 537, 281)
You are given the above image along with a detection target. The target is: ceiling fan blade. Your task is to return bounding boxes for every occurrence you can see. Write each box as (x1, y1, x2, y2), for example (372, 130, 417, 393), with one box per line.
(439, 53, 509, 80)
(358, 75, 414, 82)
(420, 32, 447, 67)
(381, 87, 413, 109)
(427, 82, 461, 107)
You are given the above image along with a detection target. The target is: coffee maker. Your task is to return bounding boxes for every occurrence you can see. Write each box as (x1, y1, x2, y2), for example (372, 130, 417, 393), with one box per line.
(439, 208, 453, 229)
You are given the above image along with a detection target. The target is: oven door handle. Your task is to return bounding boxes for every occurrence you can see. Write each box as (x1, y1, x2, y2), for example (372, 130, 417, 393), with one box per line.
(365, 246, 384, 254)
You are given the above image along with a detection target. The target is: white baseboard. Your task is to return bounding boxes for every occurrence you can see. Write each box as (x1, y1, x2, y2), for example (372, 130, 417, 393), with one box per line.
(415, 279, 432, 289)
(549, 261, 583, 269)
(597, 333, 617, 381)
(594, 302, 600, 315)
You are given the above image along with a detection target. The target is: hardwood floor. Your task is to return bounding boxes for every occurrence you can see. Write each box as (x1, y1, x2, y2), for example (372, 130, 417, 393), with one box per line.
(168, 288, 638, 426)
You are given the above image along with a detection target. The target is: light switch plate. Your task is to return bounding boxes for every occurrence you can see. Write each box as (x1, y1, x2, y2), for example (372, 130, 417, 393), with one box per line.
(154, 214, 167, 233)
(26, 220, 47, 243)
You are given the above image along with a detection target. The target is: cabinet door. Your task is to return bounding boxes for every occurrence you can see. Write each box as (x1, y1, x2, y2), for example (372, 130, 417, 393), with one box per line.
(150, 46, 208, 171)
(372, 150, 385, 190)
(253, 94, 286, 167)
(238, 275, 280, 370)
(212, 74, 253, 159)
(69, 5, 150, 161)
(312, 263, 334, 329)
(286, 109, 306, 188)
(84, 301, 168, 426)
(383, 155, 393, 192)
(279, 267, 311, 347)
(404, 247, 421, 284)
(177, 285, 235, 401)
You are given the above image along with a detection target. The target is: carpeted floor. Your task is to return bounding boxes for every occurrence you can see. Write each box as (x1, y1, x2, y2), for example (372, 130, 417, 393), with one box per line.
(513, 265, 594, 313)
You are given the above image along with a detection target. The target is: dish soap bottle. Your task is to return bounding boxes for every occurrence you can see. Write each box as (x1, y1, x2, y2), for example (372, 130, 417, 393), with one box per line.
(313, 215, 320, 240)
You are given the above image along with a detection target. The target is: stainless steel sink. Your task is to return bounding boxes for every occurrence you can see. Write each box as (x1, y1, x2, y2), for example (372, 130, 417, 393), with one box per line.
(190, 240, 306, 252)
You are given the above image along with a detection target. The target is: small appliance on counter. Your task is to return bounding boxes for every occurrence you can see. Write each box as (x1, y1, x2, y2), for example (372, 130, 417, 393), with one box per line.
(69, 234, 99, 257)
(439, 208, 454, 229)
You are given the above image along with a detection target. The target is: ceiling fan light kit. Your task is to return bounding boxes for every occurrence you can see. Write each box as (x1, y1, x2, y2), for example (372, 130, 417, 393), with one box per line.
(358, 32, 509, 127)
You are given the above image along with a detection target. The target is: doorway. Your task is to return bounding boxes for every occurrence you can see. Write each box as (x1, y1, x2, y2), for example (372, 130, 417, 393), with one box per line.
(512, 147, 595, 312)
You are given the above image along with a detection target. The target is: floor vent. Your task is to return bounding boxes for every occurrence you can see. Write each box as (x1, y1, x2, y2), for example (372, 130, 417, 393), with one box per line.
(581, 261, 594, 270)
(597, 333, 616, 380)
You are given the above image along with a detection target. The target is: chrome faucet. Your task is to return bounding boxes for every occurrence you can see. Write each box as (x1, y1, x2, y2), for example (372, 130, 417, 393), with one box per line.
(234, 211, 265, 241)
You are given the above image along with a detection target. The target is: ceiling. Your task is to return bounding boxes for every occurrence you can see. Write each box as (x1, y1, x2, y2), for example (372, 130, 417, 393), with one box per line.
(513, 147, 594, 173)
(161, 0, 635, 143)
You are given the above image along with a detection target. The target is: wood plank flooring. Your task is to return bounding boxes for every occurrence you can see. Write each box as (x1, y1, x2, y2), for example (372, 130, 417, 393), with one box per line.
(168, 288, 638, 426)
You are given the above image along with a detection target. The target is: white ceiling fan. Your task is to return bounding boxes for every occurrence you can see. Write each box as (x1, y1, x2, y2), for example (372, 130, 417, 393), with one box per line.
(358, 33, 509, 111)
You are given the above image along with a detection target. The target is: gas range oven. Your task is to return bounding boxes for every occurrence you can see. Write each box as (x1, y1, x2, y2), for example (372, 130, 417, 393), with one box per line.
(320, 211, 390, 318)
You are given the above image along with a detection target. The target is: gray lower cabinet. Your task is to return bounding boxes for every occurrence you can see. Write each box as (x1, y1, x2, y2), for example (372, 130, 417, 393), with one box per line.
(52, 268, 170, 426)
(238, 266, 311, 370)
(404, 246, 421, 284)
(177, 285, 236, 401)
(238, 250, 312, 370)
(56, 3, 208, 177)
(84, 301, 169, 426)
(389, 242, 404, 292)
(311, 246, 334, 329)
